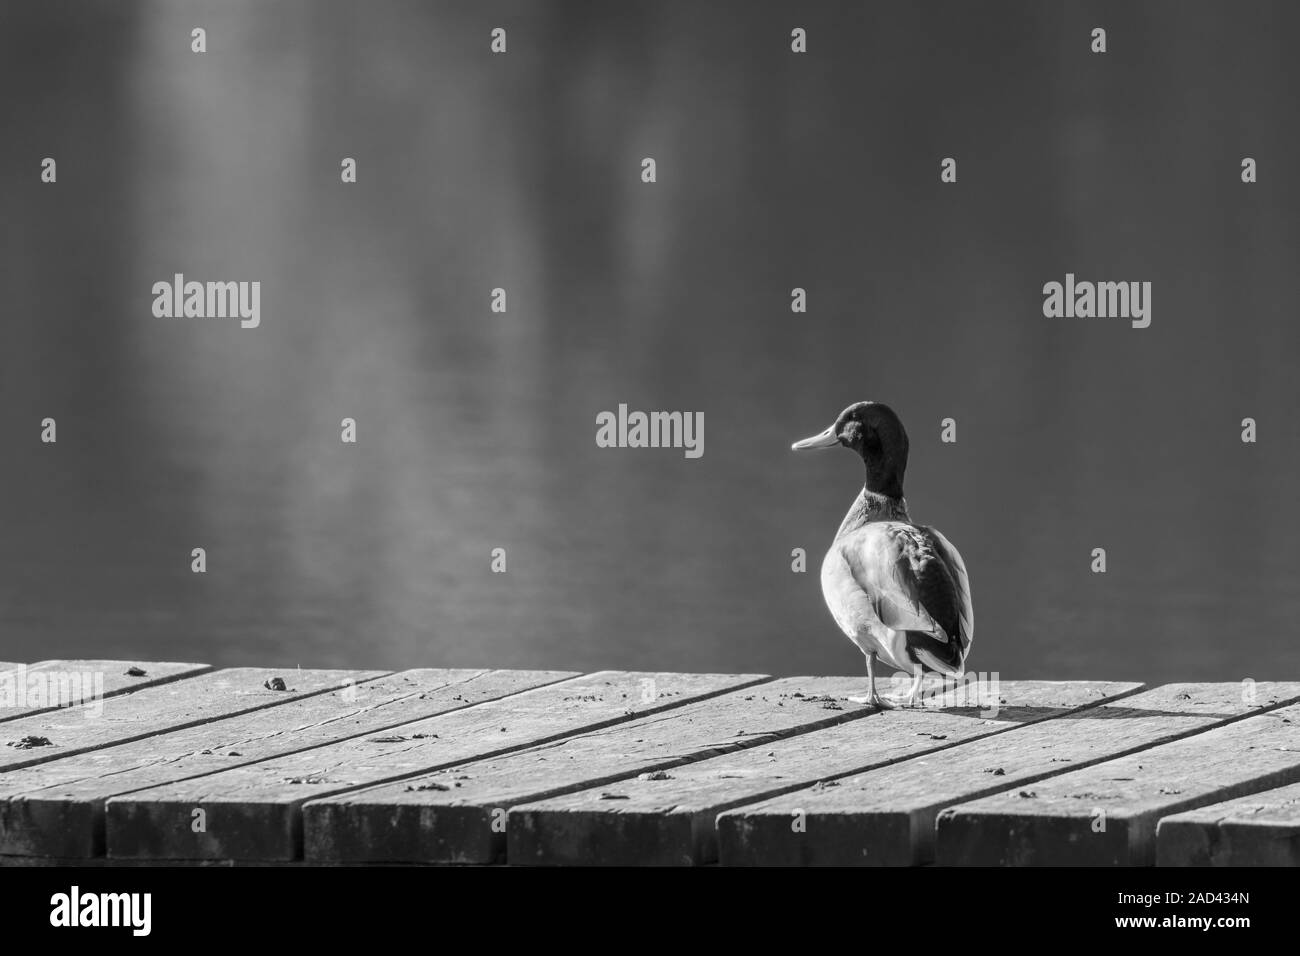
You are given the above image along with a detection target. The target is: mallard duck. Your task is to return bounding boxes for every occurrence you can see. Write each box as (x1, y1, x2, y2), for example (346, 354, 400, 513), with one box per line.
(793, 401, 973, 708)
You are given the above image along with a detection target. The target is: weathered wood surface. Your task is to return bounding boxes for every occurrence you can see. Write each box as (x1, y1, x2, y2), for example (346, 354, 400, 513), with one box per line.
(508, 680, 1141, 865)
(0, 664, 20, 674)
(1, 660, 211, 722)
(1156, 780, 1300, 866)
(935, 698, 1300, 866)
(305, 676, 913, 865)
(0, 667, 380, 774)
(104, 671, 766, 861)
(2, 672, 1295, 866)
(0, 668, 571, 858)
(717, 681, 1300, 866)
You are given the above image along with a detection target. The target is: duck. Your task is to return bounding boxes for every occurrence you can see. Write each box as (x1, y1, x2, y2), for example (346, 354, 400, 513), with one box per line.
(792, 401, 973, 708)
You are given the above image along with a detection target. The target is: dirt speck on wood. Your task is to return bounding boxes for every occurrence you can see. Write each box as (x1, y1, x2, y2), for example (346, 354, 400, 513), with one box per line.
(801, 694, 840, 706)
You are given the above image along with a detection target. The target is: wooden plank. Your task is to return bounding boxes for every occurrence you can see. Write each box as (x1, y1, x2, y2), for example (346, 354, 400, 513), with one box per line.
(0, 667, 384, 774)
(0, 664, 20, 673)
(1, 660, 212, 722)
(0, 668, 573, 858)
(0, 853, 305, 868)
(1156, 780, 1300, 866)
(104, 670, 767, 861)
(304, 676, 921, 865)
(935, 698, 1300, 866)
(717, 681, 1300, 866)
(508, 680, 1142, 865)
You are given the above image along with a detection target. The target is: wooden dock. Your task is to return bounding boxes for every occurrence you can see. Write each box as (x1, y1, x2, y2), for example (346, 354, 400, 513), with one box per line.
(1, 661, 1298, 866)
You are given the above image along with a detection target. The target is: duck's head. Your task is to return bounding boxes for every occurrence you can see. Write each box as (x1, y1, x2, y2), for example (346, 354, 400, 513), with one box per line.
(791, 401, 909, 498)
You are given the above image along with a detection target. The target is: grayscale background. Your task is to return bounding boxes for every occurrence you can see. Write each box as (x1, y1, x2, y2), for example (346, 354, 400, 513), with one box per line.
(2, 0, 1297, 681)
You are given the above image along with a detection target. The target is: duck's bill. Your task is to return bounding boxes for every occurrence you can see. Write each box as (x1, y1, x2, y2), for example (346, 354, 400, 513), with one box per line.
(791, 426, 839, 451)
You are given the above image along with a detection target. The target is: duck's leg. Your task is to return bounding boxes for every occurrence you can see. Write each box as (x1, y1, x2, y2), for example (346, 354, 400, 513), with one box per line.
(884, 665, 926, 708)
(848, 652, 891, 709)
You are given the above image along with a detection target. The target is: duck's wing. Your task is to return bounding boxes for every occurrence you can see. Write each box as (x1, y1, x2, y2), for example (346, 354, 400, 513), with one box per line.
(837, 522, 972, 673)
(923, 525, 974, 648)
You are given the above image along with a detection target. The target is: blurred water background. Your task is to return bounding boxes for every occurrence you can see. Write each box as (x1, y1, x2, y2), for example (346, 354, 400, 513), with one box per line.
(2, 0, 1298, 681)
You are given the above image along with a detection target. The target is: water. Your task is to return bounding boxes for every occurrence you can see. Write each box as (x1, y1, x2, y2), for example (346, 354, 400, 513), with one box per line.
(2, 1, 1298, 682)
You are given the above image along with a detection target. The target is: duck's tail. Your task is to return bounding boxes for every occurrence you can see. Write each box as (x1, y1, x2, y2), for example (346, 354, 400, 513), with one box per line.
(905, 628, 968, 677)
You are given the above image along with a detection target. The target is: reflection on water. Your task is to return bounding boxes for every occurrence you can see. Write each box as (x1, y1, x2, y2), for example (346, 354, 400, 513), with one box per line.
(2, 1, 1298, 681)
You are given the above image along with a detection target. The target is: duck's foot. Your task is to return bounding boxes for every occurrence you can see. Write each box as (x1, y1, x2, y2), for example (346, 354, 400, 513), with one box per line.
(847, 693, 895, 710)
(881, 692, 924, 709)
(882, 669, 928, 708)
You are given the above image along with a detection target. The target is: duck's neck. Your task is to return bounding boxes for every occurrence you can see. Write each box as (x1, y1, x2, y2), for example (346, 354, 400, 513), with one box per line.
(835, 486, 910, 539)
